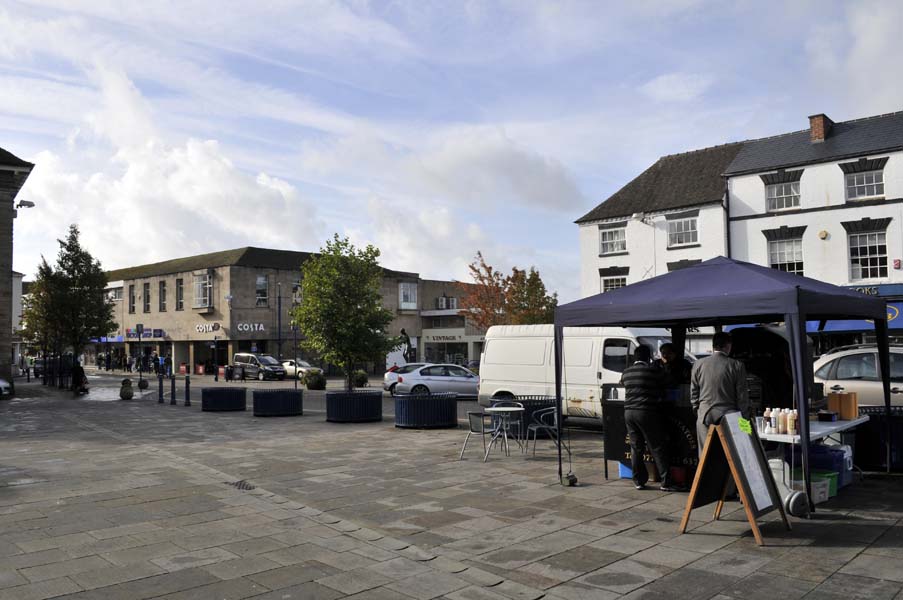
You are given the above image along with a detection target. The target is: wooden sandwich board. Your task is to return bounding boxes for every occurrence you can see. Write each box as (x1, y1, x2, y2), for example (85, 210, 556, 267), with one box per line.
(678, 412, 790, 546)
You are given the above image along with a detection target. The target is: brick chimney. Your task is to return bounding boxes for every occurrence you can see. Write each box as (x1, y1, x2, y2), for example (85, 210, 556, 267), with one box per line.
(808, 113, 833, 143)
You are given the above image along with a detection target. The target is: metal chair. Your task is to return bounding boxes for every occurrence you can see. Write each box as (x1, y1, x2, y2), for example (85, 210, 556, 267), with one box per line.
(460, 411, 500, 460)
(527, 406, 568, 456)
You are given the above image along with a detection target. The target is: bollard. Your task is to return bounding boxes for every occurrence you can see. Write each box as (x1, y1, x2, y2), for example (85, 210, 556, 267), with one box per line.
(184, 375, 191, 407)
(158, 374, 164, 403)
(171, 375, 176, 405)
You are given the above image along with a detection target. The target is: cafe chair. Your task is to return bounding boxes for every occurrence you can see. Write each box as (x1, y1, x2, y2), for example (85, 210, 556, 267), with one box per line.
(528, 406, 568, 456)
(460, 411, 500, 461)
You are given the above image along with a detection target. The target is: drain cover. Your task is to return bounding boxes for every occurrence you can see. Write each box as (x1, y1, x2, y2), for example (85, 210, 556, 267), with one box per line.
(225, 480, 256, 491)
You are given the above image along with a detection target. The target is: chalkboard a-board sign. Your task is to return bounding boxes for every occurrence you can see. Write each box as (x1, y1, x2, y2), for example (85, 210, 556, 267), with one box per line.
(678, 411, 789, 546)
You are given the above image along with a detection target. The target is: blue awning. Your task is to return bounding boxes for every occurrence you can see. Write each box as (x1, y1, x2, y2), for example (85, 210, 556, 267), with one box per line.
(806, 303, 902, 333)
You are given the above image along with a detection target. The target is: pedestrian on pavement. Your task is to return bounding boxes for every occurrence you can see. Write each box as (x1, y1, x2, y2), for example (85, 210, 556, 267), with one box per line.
(621, 345, 679, 492)
(690, 332, 750, 451)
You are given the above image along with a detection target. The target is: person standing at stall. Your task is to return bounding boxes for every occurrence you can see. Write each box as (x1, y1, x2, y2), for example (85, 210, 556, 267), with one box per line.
(690, 332, 750, 450)
(655, 343, 693, 388)
(621, 345, 679, 492)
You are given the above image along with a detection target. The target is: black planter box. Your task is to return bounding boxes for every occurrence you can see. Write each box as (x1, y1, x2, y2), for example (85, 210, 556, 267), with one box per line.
(395, 393, 458, 429)
(253, 389, 303, 417)
(326, 390, 383, 422)
(201, 387, 247, 411)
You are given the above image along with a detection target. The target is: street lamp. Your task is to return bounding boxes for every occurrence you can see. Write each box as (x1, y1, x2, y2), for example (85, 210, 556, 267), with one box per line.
(212, 335, 218, 382)
(291, 321, 298, 391)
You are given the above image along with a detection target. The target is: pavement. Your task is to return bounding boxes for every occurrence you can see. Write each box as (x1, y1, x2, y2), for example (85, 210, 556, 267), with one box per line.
(0, 379, 901, 600)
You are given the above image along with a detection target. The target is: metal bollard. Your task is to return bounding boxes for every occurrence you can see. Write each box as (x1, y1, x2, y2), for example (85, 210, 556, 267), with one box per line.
(158, 374, 164, 403)
(184, 375, 191, 407)
(171, 375, 176, 405)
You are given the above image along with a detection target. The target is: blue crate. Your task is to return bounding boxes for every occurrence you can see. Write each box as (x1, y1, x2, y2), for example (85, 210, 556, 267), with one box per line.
(619, 463, 633, 479)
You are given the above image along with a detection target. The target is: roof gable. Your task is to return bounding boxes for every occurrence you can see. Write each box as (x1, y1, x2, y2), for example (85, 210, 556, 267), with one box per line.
(0, 147, 33, 170)
(576, 143, 742, 224)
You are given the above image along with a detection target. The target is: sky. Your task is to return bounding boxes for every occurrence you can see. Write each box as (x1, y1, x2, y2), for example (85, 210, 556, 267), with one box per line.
(2, 0, 902, 302)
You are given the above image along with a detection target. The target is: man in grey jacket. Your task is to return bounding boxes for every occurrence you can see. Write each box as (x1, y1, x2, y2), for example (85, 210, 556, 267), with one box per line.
(691, 332, 750, 451)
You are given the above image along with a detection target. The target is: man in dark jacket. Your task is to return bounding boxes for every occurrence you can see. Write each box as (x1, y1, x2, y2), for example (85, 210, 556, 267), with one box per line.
(621, 345, 678, 491)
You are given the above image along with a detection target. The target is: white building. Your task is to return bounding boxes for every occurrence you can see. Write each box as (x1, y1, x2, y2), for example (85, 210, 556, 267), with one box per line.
(577, 111, 903, 349)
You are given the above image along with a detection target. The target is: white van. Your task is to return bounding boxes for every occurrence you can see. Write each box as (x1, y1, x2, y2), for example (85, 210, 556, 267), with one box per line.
(478, 325, 674, 419)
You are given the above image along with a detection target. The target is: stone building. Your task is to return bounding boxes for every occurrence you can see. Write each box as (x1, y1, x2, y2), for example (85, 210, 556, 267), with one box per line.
(0, 148, 34, 384)
(101, 247, 485, 373)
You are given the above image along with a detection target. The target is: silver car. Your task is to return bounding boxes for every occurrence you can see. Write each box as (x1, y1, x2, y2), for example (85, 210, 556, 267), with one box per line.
(383, 363, 429, 395)
(282, 359, 323, 380)
(394, 363, 479, 398)
(813, 345, 903, 405)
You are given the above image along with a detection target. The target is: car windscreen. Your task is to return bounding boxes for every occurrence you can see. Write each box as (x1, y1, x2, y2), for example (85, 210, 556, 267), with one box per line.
(259, 355, 280, 365)
(298, 361, 312, 367)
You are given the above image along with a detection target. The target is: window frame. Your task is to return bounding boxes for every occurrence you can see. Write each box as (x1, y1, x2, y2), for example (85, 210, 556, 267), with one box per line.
(845, 170, 885, 201)
(768, 238, 804, 276)
(128, 284, 135, 314)
(158, 280, 167, 312)
(599, 227, 627, 255)
(255, 274, 269, 307)
(848, 230, 888, 281)
(834, 352, 879, 381)
(142, 282, 151, 313)
(399, 282, 418, 310)
(193, 274, 212, 309)
(601, 276, 627, 293)
(766, 181, 801, 212)
(667, 217, 698, 248)
(175, 278, 184, 311)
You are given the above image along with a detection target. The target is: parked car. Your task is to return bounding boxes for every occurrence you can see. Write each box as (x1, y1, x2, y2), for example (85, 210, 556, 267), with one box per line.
(232, 353, 286, 381)
(383, 363, 429, 395)
(32, 358, 45, 377)
(393, 363, 479, 398)
(281, 359, 323, 379)
(0, 378, 10, 395)
(813, 345, 903, 405)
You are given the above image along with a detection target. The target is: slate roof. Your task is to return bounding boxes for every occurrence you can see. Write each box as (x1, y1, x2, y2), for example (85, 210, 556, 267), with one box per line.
(106, 247, 419, 282)
(575, 142, 743, 223)
(725, 111, 903, 175)
(0, 147, 34, 169)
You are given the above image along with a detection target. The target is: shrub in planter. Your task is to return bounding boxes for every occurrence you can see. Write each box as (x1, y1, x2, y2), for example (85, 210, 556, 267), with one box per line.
(302, 370, 327, 390)
(352, 369, 369, 388)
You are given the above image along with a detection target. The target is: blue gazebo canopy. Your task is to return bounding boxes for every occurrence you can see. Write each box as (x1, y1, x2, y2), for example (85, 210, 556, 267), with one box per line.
(552, 256, 893, 501)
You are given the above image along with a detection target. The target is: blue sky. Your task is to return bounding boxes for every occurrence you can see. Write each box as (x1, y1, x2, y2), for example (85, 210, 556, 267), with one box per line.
(2, 0, 901, 300)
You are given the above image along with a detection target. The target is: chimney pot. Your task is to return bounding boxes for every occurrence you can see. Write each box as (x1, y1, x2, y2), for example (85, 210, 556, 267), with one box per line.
(808, 113, 833, 143)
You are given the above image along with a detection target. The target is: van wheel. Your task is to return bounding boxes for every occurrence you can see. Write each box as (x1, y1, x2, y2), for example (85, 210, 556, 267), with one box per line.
(258, 371, 265, 381)
(412, 385, 429, 395)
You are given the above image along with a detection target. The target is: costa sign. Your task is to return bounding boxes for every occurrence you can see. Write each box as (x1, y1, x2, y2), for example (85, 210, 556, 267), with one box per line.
(237, 323, 266, 332)
(196, 323, 221, 333)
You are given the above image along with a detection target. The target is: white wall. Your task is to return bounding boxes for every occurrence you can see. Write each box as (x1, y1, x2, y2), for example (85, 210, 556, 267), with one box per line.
(729, 150, 903, 286)
(578, 202, 727, 298)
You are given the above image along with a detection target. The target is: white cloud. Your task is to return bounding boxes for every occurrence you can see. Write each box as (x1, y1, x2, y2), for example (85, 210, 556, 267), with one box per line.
(15, 69, 323, 276)
(640, 72, 714, 103)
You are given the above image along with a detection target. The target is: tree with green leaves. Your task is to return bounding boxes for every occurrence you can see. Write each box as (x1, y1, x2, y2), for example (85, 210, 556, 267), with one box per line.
(55, 225, 118, 356)
(506, 266, 558, 325)
(293, 234, 397, 391)
(20, 226, 117, 363)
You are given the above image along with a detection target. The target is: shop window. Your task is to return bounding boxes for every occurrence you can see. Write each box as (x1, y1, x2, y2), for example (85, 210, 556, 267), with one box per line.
(399, 282, 418, 310)
(193, 274, 212, 308)
(175, 278, 184, 311)
(128, 284, 135, 314)
(256, 275, 268, 307)
(159, 281, 167, 312)
(143, 282, 150, 313)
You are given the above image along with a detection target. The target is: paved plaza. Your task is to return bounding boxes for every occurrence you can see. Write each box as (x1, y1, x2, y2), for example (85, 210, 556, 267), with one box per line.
(0, 380, 901, 600)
